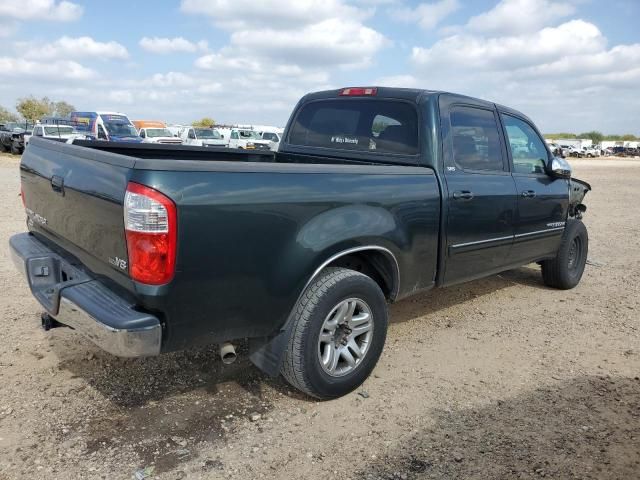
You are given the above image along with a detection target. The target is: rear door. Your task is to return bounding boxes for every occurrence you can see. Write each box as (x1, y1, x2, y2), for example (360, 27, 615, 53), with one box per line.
(440, 98, 518, 285)
(499, 112, 569, 264)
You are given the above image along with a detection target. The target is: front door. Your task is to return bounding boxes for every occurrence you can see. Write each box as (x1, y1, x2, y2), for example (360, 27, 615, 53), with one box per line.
(441, 101, 518, 285)
(499, 113, 569, 264)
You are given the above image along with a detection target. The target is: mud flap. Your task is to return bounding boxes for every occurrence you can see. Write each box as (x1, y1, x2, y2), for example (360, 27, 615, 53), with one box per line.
(248, 324, 295, 377)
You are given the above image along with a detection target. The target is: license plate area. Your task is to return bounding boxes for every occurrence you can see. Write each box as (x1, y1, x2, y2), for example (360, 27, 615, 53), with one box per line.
(26, 255, 89, 315)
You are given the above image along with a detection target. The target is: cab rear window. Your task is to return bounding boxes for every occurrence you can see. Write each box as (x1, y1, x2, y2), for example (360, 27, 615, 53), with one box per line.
(288, 99, 419, 155)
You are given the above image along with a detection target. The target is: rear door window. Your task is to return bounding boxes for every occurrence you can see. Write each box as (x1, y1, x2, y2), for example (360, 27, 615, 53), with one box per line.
(450, 106, 505, 172)
(288, 99, 418, 155)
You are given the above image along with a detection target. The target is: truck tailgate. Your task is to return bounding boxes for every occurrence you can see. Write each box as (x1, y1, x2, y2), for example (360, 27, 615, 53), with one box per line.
(20, 137, 134, 288)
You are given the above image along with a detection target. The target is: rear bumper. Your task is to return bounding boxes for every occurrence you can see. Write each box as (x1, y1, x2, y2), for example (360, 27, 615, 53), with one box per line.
(9, 232, 162, 357)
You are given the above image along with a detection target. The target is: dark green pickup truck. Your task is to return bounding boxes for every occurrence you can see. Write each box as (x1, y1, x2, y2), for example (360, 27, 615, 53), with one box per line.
(10, 87, 590, 399)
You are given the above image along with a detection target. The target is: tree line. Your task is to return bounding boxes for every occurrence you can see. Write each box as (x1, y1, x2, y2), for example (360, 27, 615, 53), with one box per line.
(0, 96, 76, 123)
(545, 131, 639, 143)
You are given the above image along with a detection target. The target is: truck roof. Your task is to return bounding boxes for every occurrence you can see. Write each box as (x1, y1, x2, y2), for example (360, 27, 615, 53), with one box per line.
(302, 86, 534, 126)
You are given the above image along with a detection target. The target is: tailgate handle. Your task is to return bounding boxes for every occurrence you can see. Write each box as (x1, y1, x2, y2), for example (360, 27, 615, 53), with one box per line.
(51, 176, 64, 195)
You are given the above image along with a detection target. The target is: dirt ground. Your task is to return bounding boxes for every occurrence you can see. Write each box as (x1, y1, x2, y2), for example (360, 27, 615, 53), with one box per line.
(0, 153, 638, 480)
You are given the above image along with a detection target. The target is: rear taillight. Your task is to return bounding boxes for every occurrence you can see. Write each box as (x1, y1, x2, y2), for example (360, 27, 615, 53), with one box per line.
(124, 182, 177, 285)
(339, 87, 377, 96)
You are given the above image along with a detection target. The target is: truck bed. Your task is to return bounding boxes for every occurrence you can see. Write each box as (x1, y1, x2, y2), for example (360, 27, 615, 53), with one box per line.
(18, 137, 441, 352)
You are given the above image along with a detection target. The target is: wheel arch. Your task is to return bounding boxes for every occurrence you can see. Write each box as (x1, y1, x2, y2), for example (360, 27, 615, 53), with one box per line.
(249, 244, 400, 377)
(303, 245, 400, 302)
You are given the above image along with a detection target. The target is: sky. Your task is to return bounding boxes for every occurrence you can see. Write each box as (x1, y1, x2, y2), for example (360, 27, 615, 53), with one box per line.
(0, 0, 638, 133)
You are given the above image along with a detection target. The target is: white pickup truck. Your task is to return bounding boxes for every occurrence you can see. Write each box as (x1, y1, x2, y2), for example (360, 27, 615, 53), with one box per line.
(25, 124, 89, 145)
(138, 127, 183, 145)
(180, 127, 227, 147)
(228, 128, 271, 150)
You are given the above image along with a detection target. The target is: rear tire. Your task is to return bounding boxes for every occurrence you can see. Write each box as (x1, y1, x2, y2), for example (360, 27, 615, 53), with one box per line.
(10, 142, 21, 155)
(281, 267, 388, 399)
(541, 220, 588, 289)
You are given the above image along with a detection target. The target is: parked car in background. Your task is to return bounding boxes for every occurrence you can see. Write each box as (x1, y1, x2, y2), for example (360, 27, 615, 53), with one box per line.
(546, 142, 564, 157)
(228, 128, 271, 150)
(258, 128, 284, 151)
(26, 123, 90, 145)
(581, 146, 599, 157)
(180, 126, 227, 147)
(70, 111, 142, 143)
(11, 86, 591, 400)
(559, 145, 573, 157)
(133, 120, 182, 145)
(0, 122, 33, 154)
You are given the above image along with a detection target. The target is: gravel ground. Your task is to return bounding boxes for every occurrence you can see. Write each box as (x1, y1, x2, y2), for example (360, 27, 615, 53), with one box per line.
(0, 153, 638, 480)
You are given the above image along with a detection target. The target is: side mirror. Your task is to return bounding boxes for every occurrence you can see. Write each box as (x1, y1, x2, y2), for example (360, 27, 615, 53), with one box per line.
(547, 156, 572, 179)
(221, 134, 224, 139)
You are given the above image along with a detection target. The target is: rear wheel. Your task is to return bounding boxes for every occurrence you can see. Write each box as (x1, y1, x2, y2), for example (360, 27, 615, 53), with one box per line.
(281, 267, 388, 399)
(541, 220, 588, 289)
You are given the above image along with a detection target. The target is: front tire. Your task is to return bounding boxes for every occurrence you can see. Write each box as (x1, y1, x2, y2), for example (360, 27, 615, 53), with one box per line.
(281, 267, 388, 399)
(541, 220, 588, 289)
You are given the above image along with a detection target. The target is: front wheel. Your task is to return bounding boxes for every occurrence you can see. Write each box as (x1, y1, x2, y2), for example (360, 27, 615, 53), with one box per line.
(281, 267, 388, 399)
(541, 220, 588, 289)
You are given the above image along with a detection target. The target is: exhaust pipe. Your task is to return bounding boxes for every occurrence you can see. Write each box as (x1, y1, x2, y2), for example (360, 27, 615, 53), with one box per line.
(219, 342, 237, 365)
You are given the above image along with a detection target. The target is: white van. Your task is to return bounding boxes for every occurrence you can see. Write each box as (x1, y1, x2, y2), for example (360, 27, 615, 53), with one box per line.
(70, 111, 142, 143)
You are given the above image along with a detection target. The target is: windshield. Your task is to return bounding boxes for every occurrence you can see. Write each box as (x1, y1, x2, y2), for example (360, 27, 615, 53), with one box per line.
(146, 128, 173, 138)
(44, 126, 75, 136)
(238, 130, 261, 140)
(104, 122, 138, 137)
(195, 128, 221, 139)
(5, 122, 32, 132)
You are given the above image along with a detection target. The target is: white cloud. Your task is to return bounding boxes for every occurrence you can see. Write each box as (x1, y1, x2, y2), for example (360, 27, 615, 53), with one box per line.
(405, 6, 640, 134)
(0, 0, 83, 21)
(228, 19, 387, 68)
(465, 0, 576, 35)
(0, 20, 18, 37)
(412, 20, 605, 71)
(22, 36, 128, 60)
(139, 37, 208, 54)
(149, 72, 196, 88)
(108, 90, 134, 105)
(180, 0, 369, 30)
(0, 57, 95, 80)
(392, 0, 460, 30)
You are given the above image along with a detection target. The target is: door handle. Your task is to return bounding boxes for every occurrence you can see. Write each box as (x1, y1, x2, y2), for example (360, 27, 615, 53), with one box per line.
(453, 190, 474, 200)
(521, 190, 536, 198)
(51, 175, 64, 195)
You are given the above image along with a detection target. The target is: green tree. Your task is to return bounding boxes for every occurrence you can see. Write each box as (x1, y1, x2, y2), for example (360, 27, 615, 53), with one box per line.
(0, 105, 19, 123)
(16, 96, 53, 122)
(577, 131, 604, 144)
(53, 100, 76, 118)
(620, 134, 638, 141)
(544, 132, 577, 140)
(192, 117, 216, 128)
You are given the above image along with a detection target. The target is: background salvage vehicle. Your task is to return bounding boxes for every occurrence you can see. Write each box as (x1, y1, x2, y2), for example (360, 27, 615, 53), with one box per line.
(10, 87, 591, 399)
(0, 121, 32, 154)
